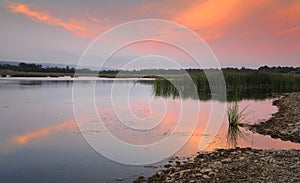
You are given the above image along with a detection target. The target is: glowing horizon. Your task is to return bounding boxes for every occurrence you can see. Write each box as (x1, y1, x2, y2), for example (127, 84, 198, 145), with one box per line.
(1, 0, 299, 68)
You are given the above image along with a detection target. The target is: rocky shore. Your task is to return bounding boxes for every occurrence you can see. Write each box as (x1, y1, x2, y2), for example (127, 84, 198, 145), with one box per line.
(250, 92, 300, 143)
(134, 148, 300, 182)
(134, 93, 300, 182)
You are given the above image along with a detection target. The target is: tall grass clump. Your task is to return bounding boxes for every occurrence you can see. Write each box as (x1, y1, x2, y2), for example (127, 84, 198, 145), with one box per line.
(227, 101, 247, 127)
(226, 101, 248, 148)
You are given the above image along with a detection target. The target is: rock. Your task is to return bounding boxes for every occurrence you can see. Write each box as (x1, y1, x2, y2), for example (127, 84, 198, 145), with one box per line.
(202, 174, 210, 179)
(195, 173, 202, 177)
(239, 157, 245, 160)
(164, 164, 172, 168)
(179, 172, 184, 178)
(249, 93, 300, 143)
(208, 171, 216, 176)
(281, 130, 288, 135)
(221, 158, 232, 163)
(157, 171, 164, 176)
(134, 176, 145, 182)
(271, 133, 279, 138)
(290, 128, 299, 134)
(136, 148, 300, 183)
(213, 161, 222, 166)
(200, 168, 212, 173)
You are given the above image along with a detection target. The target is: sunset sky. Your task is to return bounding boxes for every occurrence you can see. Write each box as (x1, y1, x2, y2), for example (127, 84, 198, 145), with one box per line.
(0, 0, 299, 68)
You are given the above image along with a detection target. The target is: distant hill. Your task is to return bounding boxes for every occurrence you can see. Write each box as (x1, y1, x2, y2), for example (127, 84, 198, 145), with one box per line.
(0, 61, 114, 71)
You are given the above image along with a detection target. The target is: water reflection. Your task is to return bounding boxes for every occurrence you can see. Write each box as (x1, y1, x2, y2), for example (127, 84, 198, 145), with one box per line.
(171, 99, 300, 156)
(226, 125, 246, 148)
(10, 119, 76, 145)
(1, 78, 300, 182)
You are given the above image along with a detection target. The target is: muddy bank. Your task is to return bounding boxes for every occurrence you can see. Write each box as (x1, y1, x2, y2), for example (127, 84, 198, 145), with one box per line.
(134, 148, 300, 182)
(250, 92, 300, 143)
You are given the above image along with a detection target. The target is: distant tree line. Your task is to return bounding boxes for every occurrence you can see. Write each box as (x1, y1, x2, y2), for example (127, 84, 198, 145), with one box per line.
(1, 62, 299, 76)
(221, 66, 300, 73)
(186, 66, 300, 74)
(0, 62, 76, 73)
(103, 66, 300, 75)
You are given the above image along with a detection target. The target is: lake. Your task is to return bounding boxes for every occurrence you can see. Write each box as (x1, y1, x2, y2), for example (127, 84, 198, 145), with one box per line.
(0, 78, 299, 182)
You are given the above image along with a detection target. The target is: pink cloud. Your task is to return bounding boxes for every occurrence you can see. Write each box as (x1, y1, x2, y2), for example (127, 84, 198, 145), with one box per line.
(7, 3, 105, 39)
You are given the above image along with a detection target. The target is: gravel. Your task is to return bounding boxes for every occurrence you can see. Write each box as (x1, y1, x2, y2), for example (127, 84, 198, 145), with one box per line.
(250, 92, 300, 143)
(134, 148, 300, 182)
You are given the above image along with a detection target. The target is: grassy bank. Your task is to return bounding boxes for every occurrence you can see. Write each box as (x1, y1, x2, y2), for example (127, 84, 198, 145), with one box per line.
(153, 71, 300, 101)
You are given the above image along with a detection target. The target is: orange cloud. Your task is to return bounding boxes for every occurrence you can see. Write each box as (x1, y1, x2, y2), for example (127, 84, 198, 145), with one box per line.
(172, 0, 300, 62)
(175, 0, 235, 40)
(7, 3, 103, 39)
(10, 119, 76, 145)
(175, 0, 274, 41)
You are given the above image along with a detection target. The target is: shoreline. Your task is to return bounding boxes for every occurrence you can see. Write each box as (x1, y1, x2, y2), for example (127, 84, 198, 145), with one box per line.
(134, 92, 300, 182)
(135, 148, 300, 182)
(250, 92, 300, 143)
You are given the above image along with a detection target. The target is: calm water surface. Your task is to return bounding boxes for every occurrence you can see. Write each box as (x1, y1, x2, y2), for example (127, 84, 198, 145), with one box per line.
(0, 78, 299, 182)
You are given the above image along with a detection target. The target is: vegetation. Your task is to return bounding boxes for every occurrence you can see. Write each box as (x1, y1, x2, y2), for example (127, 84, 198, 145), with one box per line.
(1, 62, 300, 101)
(227, 101, 247, 127)
(227, 123, 244, 148)
(152, 70, 300, 101)
(0, 62, 75, 73)
(226, 101, 248, 148)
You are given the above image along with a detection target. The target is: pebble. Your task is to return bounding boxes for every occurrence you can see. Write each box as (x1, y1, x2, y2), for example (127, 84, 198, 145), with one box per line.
(202, 175, 210, 179)
(221, 158, 232, 163)
(200, 168, 212, 173)
(291, 128, 299, 134)
(250, 93, 300, 143)
(137, 148, 300, 183)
